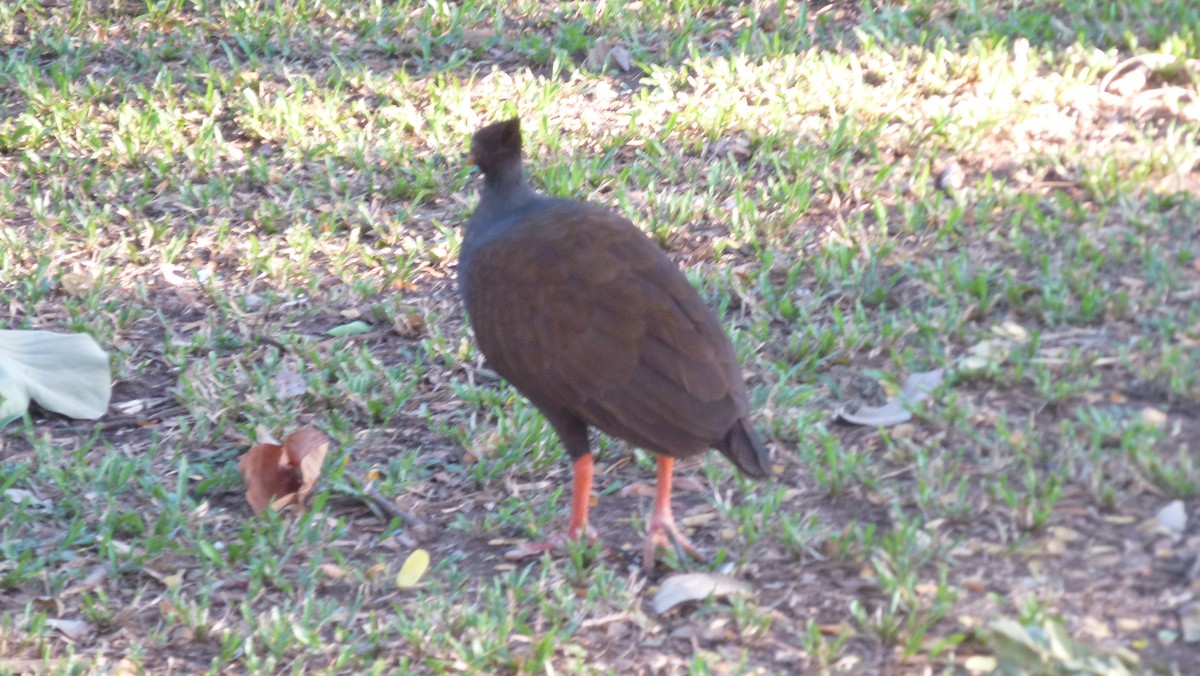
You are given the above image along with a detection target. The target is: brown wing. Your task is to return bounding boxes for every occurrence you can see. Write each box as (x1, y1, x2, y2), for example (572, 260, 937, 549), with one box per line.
(462, 201, 748, 458)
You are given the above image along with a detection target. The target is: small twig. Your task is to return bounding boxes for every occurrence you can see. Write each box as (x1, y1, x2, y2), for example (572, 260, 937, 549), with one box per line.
(84, 404, 189, 432)
(253, 334, 289, 352)
(581, 612, 636, 629)
(365, 488, 427, 529)
(333, 480, 427, 529)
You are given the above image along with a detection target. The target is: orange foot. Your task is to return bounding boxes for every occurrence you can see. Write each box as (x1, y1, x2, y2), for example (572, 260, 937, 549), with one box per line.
(505, 454, 600, 561)
(642, 455, 703, 569)
(642, 513, 700, 569)
(504, 524, 600, 561)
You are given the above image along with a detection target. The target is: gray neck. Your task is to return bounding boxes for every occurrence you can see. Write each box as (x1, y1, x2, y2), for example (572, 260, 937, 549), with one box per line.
(478, 163, 534, 213)
(462, 162, 539, 258)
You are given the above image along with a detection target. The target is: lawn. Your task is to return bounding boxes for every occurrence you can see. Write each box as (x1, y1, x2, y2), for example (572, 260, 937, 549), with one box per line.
(2, 0, 1199, 673)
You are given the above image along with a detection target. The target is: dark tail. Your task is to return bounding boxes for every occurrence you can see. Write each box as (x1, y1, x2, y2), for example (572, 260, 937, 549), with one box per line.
(714, 418, 771, 479)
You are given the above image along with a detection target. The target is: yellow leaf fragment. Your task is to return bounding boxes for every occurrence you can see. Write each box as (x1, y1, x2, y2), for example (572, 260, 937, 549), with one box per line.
(396, 549, 431, 589)
(963, 655, 997, 673)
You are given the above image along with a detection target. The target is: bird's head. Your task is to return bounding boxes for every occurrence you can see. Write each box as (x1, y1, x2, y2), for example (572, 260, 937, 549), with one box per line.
(468, 117, 523, 176)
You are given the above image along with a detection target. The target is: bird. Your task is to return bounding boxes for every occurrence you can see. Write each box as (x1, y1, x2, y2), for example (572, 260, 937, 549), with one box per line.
(458, 117, 771, 568)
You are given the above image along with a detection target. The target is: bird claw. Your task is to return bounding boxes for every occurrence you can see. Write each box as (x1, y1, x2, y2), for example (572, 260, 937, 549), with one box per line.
(503, 540, 560, 561)
(642, 517, 701, 570)
(503, 526, 600, 561)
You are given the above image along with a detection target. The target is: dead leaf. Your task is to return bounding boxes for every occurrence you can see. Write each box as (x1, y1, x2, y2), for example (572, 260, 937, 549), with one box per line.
(232, 69, 260, 90)
(706, 133, 752, 161)
(988, 617, 1139, 674)
(503, 542, 552, 561)
(618, 482, 657, 498)
(45, 618, 91, 641)
(462, 27, 498, 48)
(933, 161, 965, 191)
(1156, 500, 1187, 534)
(1108, 69, 1147, 98)
(239, 427, 331, 515)
(834, 369, 944, 427)
(1180, 602, 1200, 643)
(652, 572, 751, 614)
(757, 1, 783, 31)
(112, 397, 167, 415)
(278, 427, 330, 510)
(585, 38, 632, 72)
(32, 596, 58, 611)
(609, 45, 632, 71)
(255, 425, 281, 446)
(0, 330, 112, 421)
(1141, 407, 1168, 428)
(4, 488, 52, 511)
(272, 368, 307, 399)
(584, 38, 610, 70)
(1049, 526, 1083, 542)
(320, 564, 347, 579)
(1115, 618, 1142, 632)
(394, 312, 426, 339)
(959, 322, 1030, 373)
(680, 511, 716, 527)
(60, 272, 95, 297)
(991, 321, 1030, 342)
(240, 442, 298, 514)
(61, 565, 108, 598)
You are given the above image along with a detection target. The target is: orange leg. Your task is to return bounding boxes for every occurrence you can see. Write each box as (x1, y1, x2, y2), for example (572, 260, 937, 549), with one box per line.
(566, 454, 594, 541)
(504, 454, 597, 560)
(642, 456, 700, 569)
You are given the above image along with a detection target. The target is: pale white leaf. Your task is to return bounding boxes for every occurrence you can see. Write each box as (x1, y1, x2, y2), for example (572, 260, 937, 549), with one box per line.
(584, 37, 611, 70)
(61, 565, 108, 598)
(112, 396, 167, 415)
(834, 369, 944, 427)
(585, 38, 631, 72)
(273, 368, 307, 399)
(1156, 500, 1187, 533)
(45, 618, 91, 640)
(609, 45, 632, 71)
(991, 321, 1030, 342)
(957, 354, 991, 373)
(0, 330, 111, 421)
(4, 488, 53, 511)
(652, 572, 750, 615)
(1181, 602, 1200, 643)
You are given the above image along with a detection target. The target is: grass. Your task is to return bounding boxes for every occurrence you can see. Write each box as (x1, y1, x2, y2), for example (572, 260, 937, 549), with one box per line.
(1, 0, 1199, 673)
